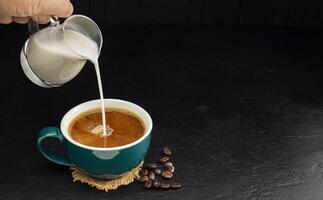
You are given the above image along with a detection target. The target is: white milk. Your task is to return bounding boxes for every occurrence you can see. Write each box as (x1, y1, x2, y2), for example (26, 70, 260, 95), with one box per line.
(28, 28, 111, 136)
(27, 27, 86, 85)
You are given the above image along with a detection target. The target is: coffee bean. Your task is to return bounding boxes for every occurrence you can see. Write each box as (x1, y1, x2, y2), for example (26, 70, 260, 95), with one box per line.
(166, 165, 175, 173)
(148, 171, 155, 180)
(171, 182, 182, 189)
(139, 169, 148, 177)
(139, 176, 149, 182)
(161, 171, 173, 179)
(153, 179, 160, 188)
(144, 179, 153, 189)
(160, 156, 170, 163)
(164, 161, 173, 168)
(146, 163, 157, 169)
(160, 182, 171, 189)
(163, 147, 172, 156)
(154, 168, 162, 175)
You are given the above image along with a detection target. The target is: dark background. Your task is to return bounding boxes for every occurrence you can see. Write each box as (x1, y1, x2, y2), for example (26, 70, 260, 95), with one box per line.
(70, 0, 323, 27)
(1, 1, 323, 200)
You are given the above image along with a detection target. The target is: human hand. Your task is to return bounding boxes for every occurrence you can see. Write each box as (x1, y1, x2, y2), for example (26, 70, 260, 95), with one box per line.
(0, 0, 73, 24)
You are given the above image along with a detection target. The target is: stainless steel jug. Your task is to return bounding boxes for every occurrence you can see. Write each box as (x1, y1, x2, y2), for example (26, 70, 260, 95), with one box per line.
(20, 15, 103, 88)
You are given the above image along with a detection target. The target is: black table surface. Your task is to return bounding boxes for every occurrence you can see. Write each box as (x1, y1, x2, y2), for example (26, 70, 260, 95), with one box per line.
(1, 24, 323, 200)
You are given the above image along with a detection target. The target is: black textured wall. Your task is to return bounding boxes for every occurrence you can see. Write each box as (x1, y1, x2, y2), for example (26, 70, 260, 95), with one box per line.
(71, 0, 323, 27)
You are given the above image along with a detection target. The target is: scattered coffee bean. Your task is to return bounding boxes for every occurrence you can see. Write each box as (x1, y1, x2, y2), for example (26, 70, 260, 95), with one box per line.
(160, 182, 171, 189)
(166, 165, 175, 173)
(147, 163, 157, 169)
(154, 168, 162, 175)
(164, 161, 173, 168)
(153, 179, 160, 188)
(163, 147, 172, 156)
(139, 146, 182, 191)
(161, 170, 173, 179)
(171, 182, 182, 189)
(160, 156, 169, 163)
(139, 169, 148, 177)
(139, 176, 149, 182)
(144, 179, 153, 189)
(148, 171, 155, 180)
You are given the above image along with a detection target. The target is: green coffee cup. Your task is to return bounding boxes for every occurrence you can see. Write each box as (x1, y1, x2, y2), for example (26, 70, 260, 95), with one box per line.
(37, 99, 152, 179)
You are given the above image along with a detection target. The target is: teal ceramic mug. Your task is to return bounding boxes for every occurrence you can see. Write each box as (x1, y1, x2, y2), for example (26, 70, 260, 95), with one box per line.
(37, 99, 152, 179)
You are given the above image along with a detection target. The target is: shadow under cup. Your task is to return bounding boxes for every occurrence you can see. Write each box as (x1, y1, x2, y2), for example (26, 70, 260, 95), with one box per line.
(37, 99, 153, 179)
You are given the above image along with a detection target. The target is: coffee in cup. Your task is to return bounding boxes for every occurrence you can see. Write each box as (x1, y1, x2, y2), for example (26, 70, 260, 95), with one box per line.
(69, 108, 145, 148)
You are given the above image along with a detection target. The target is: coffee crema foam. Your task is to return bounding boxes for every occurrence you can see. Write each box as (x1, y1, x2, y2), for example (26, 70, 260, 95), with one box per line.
(68, 109, 145, 148)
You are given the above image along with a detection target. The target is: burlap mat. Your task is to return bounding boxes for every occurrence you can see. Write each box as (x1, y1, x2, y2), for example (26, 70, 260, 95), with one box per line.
(70, 161, 143, 192)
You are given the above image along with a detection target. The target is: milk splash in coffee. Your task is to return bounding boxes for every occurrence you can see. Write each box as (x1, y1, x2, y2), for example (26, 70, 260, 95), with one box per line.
(63, 30, 112, 136)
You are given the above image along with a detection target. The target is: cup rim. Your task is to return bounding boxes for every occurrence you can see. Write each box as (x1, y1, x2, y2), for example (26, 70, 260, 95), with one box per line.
(60, 99, 153, 151)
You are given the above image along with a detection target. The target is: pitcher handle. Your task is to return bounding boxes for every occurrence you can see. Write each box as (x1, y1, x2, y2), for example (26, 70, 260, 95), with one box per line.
(28, 16, 60, 35)
(49, 16, 60, 27)
(28, 18, 39, 35)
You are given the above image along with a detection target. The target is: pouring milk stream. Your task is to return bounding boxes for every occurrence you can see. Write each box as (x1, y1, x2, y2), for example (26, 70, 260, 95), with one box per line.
(63, 30, 111, 136)
(20, 15, 112, 136)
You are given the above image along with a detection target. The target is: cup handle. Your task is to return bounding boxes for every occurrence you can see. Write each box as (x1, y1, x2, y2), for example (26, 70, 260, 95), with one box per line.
(28, 16, 59, 36)
(37, 127, 72, 166)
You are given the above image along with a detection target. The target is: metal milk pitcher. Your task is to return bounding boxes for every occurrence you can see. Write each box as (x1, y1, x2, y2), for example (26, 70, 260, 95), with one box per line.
(20, 15, 102, 88)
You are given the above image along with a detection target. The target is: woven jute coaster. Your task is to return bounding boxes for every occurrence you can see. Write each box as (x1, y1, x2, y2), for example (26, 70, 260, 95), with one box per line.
(70, 161, 143, 192)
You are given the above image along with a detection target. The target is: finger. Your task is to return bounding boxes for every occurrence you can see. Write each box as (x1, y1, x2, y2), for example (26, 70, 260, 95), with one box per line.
(59, 3, 73, 18)
(0, 0, 73, 18)
(31, 15, 51, 24)
(13, 17, 29, 24)
(0, 0, 33, 16)
(0, 16, 13, 24)
(37, 0, 73, 17)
